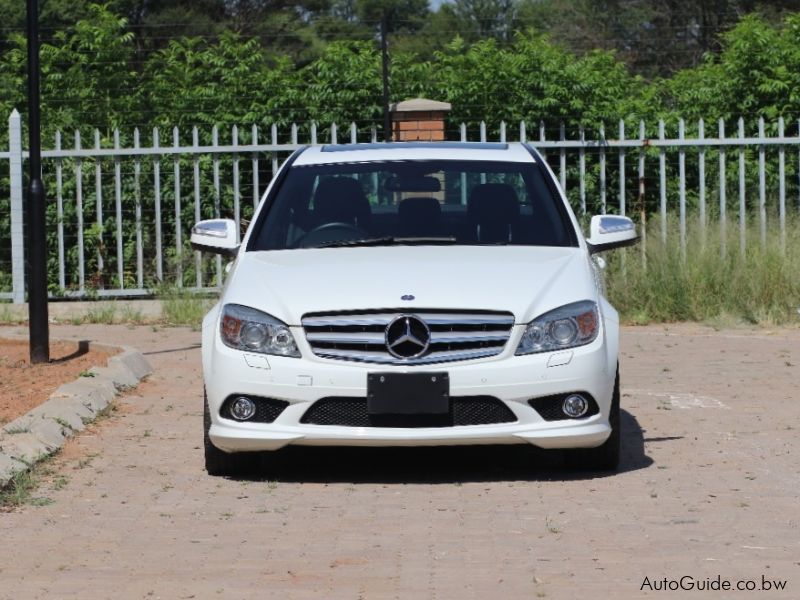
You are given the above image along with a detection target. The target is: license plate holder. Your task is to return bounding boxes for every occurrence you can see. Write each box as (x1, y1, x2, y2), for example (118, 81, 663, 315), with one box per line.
(367, 373, 450, 415)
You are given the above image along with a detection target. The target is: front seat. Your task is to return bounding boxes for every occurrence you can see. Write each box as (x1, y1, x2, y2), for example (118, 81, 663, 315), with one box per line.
(468, 183, 520, 243)
(313, 177, 372, 230)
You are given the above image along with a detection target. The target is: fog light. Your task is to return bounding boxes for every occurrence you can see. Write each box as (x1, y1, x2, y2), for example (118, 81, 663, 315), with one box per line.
(230, 396, 256, 421)
(562, 394, 589, 418)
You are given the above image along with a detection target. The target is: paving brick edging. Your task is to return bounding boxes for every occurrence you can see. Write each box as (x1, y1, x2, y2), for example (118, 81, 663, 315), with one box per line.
(0, 340, 153, 488)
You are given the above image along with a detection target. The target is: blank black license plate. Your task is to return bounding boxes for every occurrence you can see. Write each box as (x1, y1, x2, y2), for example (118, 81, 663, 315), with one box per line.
(367, 373, 450, 415)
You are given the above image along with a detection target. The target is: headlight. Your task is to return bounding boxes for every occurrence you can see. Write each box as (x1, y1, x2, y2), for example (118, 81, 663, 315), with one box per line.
(220, 304, 300, 357)
(515, 300, 599, 355)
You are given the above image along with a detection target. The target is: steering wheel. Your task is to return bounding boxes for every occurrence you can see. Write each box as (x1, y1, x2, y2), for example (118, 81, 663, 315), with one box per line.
(295, 222, 369, 248)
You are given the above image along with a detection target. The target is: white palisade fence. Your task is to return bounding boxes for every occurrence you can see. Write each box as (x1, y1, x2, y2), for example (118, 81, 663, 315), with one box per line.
(1, 110, 799, 302)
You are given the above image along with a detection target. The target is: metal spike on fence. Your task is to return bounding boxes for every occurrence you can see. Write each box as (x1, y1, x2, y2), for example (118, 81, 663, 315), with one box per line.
(538, 121, 546, 160)
(658, 120, 667, 244)
(638, 120, 647, 267)
(93, 129, 104, 284)
(271, 124, 279, 177)
(172, 126, 183, 287)
(778, 116, 786, 253)
(192, 126, 202, 289)
(232, 125, 240, 238)
(113, 128, 123, 289)
(758, 117, 767, 248)
(252, 124, 259, 209)
(678, 119, 686, 258)
(74, 130, 85, 292)
(152, 127, 163, 282)
(619, 120, 626, 217)
(133, 127, 143, 289)
(579, 125, 586, 216)
(55, 130, 65, 290)
(718, 118, 727, 257)
(698, 119, 706, 236)
(559, 123, 566, 192)
(738, 117, 746, 256)
(599, 123, 606, 215)
(212, 125, 222, 285)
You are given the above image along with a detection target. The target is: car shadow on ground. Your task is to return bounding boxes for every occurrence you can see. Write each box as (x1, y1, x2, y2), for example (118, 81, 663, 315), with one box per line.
(234, 409, 653, 484)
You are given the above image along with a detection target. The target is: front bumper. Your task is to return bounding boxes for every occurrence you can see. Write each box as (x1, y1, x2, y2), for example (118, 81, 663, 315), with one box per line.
(204, 324, 617, 453)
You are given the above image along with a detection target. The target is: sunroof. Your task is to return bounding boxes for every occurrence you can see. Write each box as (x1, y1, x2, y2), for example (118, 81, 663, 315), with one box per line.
(320, 142, 509, 152)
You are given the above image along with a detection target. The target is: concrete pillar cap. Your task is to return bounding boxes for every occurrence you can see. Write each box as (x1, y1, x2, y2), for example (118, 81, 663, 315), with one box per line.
(390, 98, 452, 113)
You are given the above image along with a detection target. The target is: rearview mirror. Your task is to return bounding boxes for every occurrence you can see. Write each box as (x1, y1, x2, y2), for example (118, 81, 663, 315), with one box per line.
(190, 219, 239, 257)
(586, 215, 639, 254)
(384, 175, 441, 193)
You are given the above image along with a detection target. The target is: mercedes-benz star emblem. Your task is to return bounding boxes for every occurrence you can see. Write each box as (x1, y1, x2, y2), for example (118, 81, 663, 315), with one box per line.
(385, 315, 431, 359)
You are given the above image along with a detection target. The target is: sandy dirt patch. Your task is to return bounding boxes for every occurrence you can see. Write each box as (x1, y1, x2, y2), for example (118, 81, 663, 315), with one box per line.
(0, 338, 114, 426)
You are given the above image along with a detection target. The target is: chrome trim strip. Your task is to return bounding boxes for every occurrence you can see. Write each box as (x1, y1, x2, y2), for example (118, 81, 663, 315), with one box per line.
(306, 331, 509, 345)
(429, 332, 510, 343)
(303, 313, 514, 328)
(305, 331, 385, 343)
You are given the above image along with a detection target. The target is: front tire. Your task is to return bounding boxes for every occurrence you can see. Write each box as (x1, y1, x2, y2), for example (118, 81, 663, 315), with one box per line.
(564, 367, 620, 471)
(204, 390, 252, 476)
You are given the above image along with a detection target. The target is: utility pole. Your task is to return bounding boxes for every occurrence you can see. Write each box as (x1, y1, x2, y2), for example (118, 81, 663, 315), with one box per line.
(26, 0, 50, 363)
(380, 13, 391, 142)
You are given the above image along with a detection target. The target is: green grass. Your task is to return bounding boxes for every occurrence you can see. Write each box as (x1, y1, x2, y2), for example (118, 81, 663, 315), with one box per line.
(0, 458, 55, 508)
(82, 302, 119, 324)
(55, 293, 210, 328)
(606, 217, 800, 326)
(0, 303, 25, 324)
(158, 288, 213, 329)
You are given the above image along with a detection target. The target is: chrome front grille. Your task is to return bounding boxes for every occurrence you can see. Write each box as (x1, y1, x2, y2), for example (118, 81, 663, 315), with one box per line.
(301, 309, 515, 365)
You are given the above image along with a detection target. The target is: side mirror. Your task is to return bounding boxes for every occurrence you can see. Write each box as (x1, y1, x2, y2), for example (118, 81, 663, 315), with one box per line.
(190, 219, 239, 257)
(586, 215, 639, 254)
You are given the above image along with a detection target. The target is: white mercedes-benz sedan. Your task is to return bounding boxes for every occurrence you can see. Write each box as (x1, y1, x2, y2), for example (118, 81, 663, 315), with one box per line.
(191, 142, 638, 475)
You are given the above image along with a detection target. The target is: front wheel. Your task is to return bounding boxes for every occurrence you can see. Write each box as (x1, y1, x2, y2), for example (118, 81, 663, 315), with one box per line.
(564, 367, 620, 471)
(204, 390, 253, 476)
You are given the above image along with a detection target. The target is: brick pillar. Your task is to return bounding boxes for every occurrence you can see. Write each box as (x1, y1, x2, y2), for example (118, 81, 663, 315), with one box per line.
(390, 98, 452, 142)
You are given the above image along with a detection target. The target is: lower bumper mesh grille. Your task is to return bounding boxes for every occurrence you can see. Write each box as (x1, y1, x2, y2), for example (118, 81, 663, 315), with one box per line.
(301, 396, 517, 428)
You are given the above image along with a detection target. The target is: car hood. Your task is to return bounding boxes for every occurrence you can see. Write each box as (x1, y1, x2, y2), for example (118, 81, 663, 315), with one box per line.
(223, 245, 597, 325)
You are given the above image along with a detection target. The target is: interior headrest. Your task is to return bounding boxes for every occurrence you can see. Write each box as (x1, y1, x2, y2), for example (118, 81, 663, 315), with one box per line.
(468, 183, 520, 222)
(398, 197, 442, 222)
(313, 177, 371, 226)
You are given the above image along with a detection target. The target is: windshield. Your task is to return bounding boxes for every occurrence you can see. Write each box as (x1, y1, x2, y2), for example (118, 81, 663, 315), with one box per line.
(248, 159, 576, 250)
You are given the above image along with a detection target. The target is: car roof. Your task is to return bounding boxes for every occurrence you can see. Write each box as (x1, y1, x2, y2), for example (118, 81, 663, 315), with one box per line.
(293, 141, 536, 166)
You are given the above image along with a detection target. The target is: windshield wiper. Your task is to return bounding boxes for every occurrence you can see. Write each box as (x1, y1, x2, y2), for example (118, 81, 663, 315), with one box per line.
(318, 236, 458, 249)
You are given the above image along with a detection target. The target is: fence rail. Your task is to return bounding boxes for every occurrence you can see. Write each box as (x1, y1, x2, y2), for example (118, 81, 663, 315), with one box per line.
(2, 111, 799, 302)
